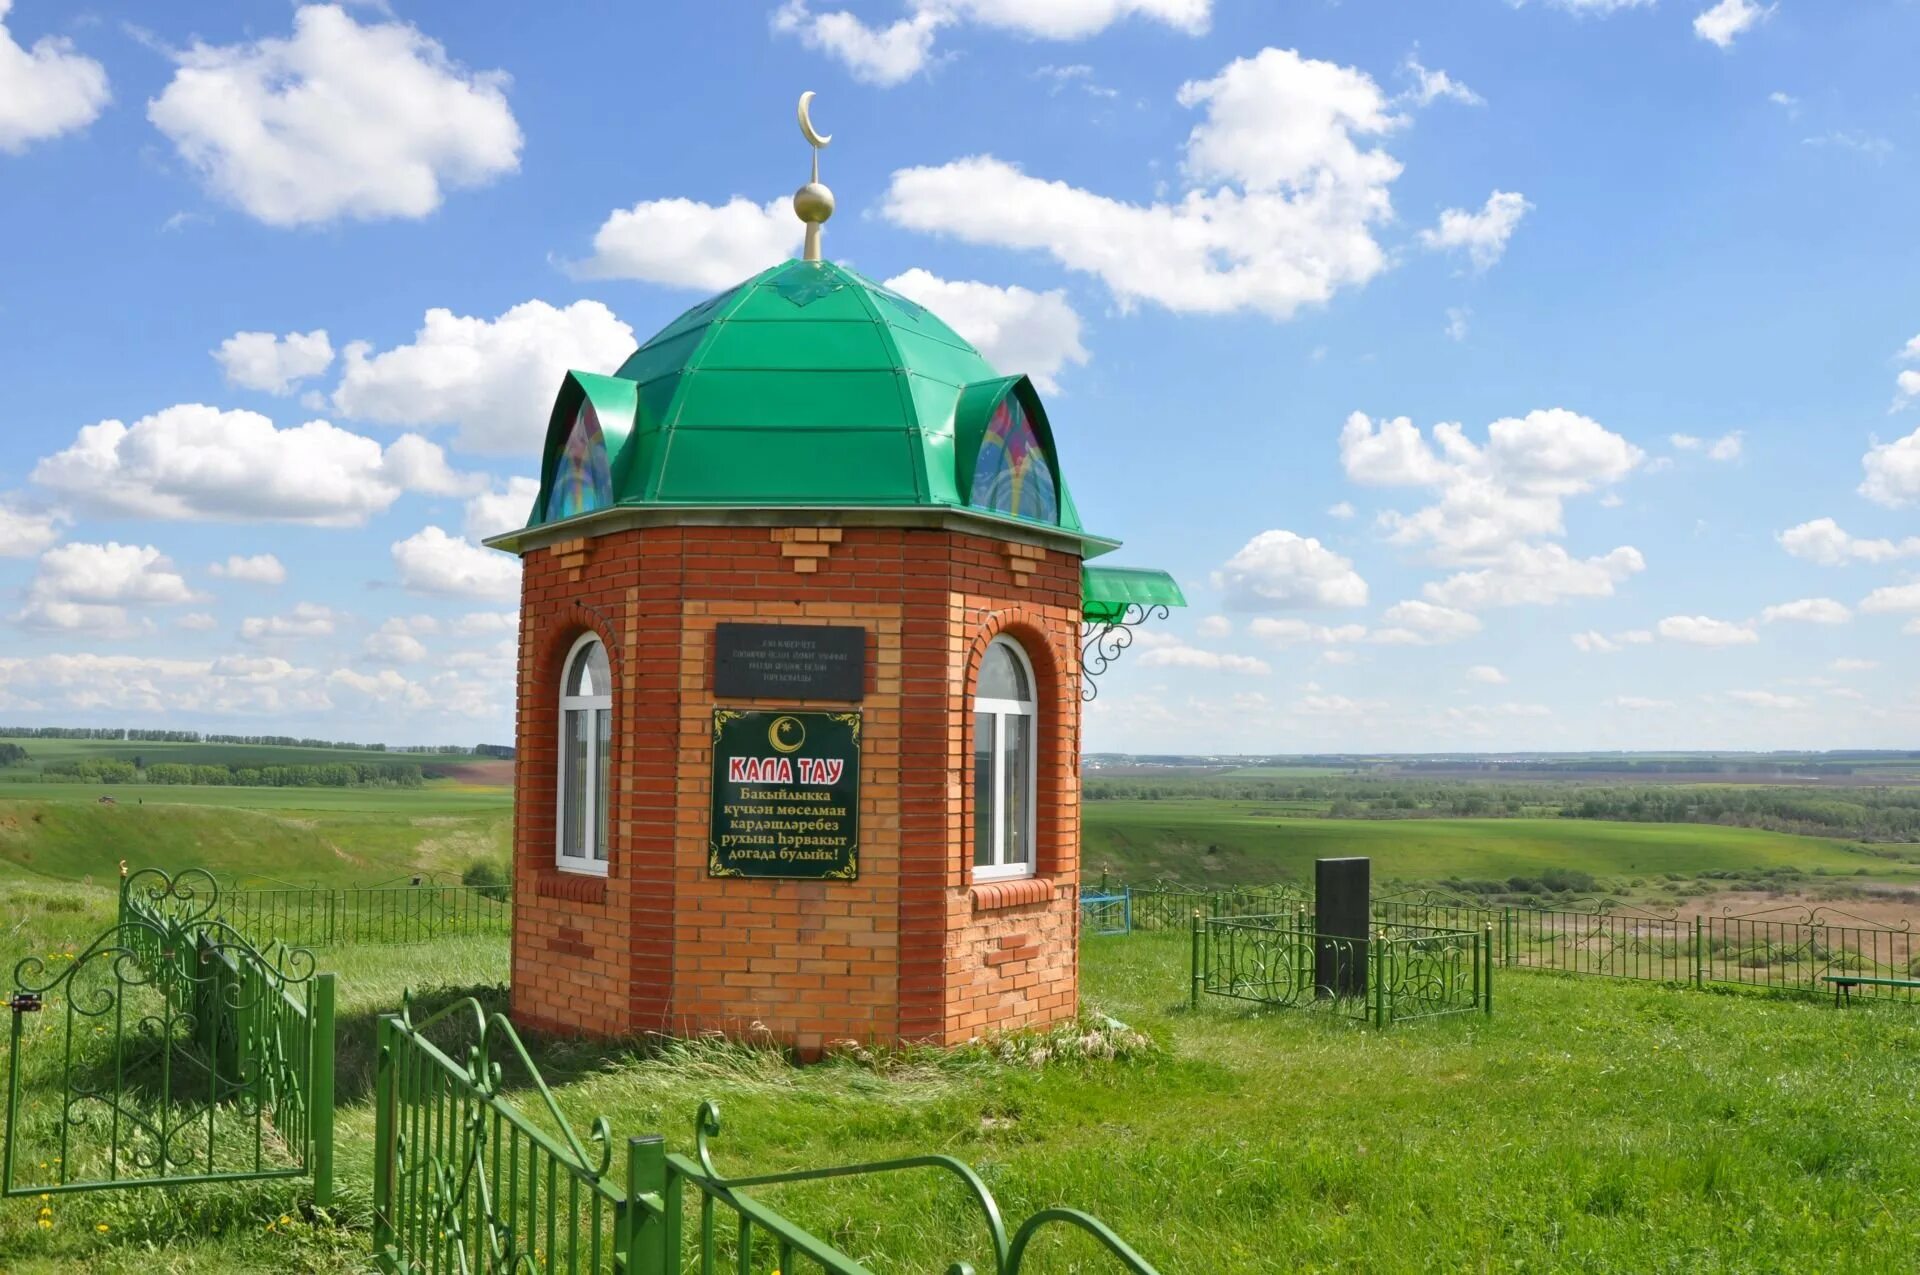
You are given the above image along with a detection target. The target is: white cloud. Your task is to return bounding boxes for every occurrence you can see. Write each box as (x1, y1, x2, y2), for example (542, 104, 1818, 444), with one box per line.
(209, 553, 287, 585)
(883, 47, 1405, 320)
(1343, 409, 1643, 566)
(365, 616, 432, 664)
(465, 477, 541, 542)
(881, 270, 1088, 392)
(391, 526, 520, 602)
(1899, 371, 1920, 410)
(15, 542, 197, 634)
(1761, 598, 1851, 625)
(1444, 307, 1470, 341)
(772, 0, 1208, 85)
(573, 197, 799, 290)
(1900, 333, 1920, 362)
(1694, 0, 1770, 48)
(1727, 689, 1806, 710)
(1860, 426, 1920, 507)
(1379, 599, 1481, 643)
(0, 652, 334, 717)
(451, 610, 517, 637)
(1426, 543, 1645, 609)
(1418, 190, 1532, 272)
(1831, 657, 1878, 672)
(332, 300, 634, 454)
(1674, 430, 1744, 460)
(1768, 91, 1798, 110)
(1213, 530, 1368, 610)
(1196, 614, 1232, 639)
(770, 1, 945, 86)
(240, 602, 336, 641)
(1401, 55, 1481, 108)
(1247, 618, 1368, 646)
(33, 405, 471, 526)
(1135, 639, 1270, 675)
(214, 329, 334, 394)
(1466, 664, 1506, 684)
(147, 3, 521, 226)
(177, 612, 218, 632)
(1778, 517, 1920, 566)
(0, 0, 110, 154)
(1860, 583, 1920, 615)
(1572, 630, 1619, 654)
(1539, 0, 1656, 11)
(0, 499, 63, 557)
(1327, 501, 1356, 520)
(1657, 614, 1759, 646)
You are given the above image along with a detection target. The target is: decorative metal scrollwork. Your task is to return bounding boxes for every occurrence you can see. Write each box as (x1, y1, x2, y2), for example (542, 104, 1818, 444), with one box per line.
(1079, 603, 1171, 702)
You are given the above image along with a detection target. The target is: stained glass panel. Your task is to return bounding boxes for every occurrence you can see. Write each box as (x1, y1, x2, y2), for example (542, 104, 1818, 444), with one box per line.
(969, 393, 1059, 524)
(544, 398, 613, 522)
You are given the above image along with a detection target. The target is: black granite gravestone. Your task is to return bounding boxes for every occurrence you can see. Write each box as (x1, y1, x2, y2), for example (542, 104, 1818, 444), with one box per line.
(1315, 857, 1371, 998)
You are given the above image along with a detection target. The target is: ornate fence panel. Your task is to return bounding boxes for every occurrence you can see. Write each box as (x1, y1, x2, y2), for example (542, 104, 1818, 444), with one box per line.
(217, 882, 511, 947)
(1079, 890, 1132, 936)
(1704, 905, 1916, 999)
(373, 997, 1164, 1274)
(1191, 914, 1490, 1028)
(2, 867, 333, 1199)
(1120, 882, 1305, 932)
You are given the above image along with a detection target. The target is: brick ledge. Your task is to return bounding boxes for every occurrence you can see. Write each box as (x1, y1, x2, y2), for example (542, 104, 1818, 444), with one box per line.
(969, 876, 1056, 912)
(535, 870, 607, 904)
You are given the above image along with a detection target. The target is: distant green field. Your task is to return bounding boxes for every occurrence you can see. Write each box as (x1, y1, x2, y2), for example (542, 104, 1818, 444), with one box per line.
(0, 785, 512, 887)
(1084, 799, 1907, 885)
(0, 735, 454, 772)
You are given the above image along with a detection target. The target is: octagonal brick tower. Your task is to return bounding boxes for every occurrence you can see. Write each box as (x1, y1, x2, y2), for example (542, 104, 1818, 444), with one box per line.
(486, 255, 1181, 1050)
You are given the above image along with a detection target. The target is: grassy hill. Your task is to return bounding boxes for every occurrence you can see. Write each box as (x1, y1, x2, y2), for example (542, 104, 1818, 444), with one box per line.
(0, 787, 511, 886)
(0, 734, 498, 779)
(1084, 799, 1907, 886)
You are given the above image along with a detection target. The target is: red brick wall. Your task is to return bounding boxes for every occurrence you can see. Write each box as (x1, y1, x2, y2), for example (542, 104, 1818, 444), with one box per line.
(510, 521, 1082, 1047)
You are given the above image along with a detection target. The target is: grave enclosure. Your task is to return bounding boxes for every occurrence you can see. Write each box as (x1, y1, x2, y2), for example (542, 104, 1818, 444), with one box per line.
(485, 114, 1182, 1051)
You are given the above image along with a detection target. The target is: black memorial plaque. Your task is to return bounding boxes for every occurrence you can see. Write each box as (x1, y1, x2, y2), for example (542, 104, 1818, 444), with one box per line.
(714, 623, 866, 701)
(708, 710, 860, 880)
(1315, 856, 1372, 998)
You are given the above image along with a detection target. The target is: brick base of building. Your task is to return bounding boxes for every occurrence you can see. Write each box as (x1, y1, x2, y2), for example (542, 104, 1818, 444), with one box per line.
(508, 519, 1083, 1048)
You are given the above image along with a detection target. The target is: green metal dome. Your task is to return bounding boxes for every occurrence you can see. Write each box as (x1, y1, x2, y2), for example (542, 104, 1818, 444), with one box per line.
(513, 258, 1106, 548)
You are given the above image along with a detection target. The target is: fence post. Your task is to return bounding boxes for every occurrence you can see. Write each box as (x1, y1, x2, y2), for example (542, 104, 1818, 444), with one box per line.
(1371, 933, 1387, 1029)
(1483, 926, 1494, 1018)
(1189, 910, 1204, 1010)
(1693, 916, 1704, 989)
(371, 1014, 397, 1263)
(621, 1135, 669, 1274)
(1503, 907, 1515, 967)
(309, 972, 336, 1207)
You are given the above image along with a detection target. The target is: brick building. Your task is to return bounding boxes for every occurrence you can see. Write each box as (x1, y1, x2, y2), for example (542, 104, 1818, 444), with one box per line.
(486, 238, 1181, 1051)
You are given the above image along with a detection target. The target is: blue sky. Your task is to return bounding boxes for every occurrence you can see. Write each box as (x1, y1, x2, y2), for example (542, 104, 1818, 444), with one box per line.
(1, 0, 1917, 752)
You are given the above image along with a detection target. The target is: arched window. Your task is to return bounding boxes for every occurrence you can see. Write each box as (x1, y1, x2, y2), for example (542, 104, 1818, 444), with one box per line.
(969, 393, 1060, 525)
(973, 638, 1037, 881)
(556, 634, 612, 874)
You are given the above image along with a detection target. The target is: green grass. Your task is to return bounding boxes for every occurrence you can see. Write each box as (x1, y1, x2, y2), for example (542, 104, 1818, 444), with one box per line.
(6, 882, 1920, 1272)
(1084, 800, 1909, 886)
(0, 787, 511, 887)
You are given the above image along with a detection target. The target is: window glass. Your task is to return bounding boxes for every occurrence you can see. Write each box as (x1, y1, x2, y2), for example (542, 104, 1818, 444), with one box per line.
(567, 640, 611, 697)
(544, 398, 614, 522)
(969, 393, 1059, 525)
(562, 708, 589, 860)
(973, 712, 996, 867)
(977, 643, 1028, 702)
(1003, 713, 1031, 869)
(594, 707, 612, 861)
(972, 638, 1037, 881)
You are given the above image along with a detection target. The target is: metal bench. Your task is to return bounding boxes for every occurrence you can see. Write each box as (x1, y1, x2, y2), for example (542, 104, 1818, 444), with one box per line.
(1823, 974, 1920, 1006)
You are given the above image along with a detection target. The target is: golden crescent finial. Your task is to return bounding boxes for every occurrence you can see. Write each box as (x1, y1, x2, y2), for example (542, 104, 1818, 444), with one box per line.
(798, 91, 832, 149)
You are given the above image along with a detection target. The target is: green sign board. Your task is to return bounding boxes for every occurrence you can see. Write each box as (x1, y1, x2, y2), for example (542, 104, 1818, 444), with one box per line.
(709, 710, 860, 880)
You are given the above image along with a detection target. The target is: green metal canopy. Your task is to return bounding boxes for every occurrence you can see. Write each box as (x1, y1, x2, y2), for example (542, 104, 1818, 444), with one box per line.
(504, 258, 1119, 554)
(1082, 566, 1187, 623)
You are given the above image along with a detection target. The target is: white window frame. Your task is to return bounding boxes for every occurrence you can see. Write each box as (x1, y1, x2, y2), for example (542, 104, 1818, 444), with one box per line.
(555, 633, 611, 876)
(973, 637, 1039, 883)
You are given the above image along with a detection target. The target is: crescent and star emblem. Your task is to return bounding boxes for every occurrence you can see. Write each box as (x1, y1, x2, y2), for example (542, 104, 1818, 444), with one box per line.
(798, 91, 832, 149)
(768, 715, 807, 754)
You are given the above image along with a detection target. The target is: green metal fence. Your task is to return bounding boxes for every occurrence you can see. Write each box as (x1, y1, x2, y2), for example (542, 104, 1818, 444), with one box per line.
(1105, 879, 1305, 932)
(1371, 889, 1918, 1002)
(373, 995, 1164, 1274)
(3, 867, 334, 1200)
(1189, 913, 1492, 1028)
(216, 880, 511, 947)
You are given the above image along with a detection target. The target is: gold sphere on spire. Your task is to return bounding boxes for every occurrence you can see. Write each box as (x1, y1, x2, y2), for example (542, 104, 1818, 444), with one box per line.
(795, 91, 834, 260)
